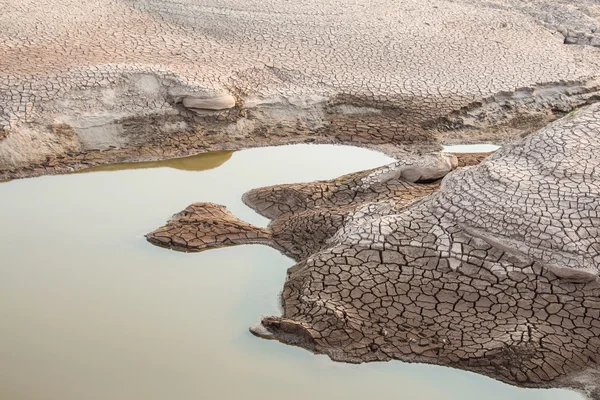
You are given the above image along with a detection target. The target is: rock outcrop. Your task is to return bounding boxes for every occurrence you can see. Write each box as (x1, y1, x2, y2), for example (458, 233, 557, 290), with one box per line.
(148, 104, 600, 398)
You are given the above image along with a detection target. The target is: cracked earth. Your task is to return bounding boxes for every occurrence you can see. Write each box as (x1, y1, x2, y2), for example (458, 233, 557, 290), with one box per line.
(3, 0, 600, 178)
(3, 0, 600, 398)
(148, 105, 600, 398)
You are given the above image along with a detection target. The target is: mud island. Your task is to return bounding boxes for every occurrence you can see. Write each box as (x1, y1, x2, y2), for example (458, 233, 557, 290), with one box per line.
(2, 0, 600, 398)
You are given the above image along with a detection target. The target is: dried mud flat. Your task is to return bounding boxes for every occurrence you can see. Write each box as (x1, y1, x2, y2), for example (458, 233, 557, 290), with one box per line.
(3, 0, 600, 398)
(3, 0, 600, 178)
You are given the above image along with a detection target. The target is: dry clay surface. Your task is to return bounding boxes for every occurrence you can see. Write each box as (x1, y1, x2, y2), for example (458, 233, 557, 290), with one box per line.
(148, 105, 600, 398)
(3, 0, 600, 177)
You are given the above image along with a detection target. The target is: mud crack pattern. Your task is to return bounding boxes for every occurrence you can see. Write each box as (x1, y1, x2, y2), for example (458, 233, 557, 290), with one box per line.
(2, 0, 600, 178)
(149, 105, 600, 398)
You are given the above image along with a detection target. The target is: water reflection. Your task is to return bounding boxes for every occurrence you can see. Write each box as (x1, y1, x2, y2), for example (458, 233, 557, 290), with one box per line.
(0, 151, 233, 185)
(77, 150, 233, 173)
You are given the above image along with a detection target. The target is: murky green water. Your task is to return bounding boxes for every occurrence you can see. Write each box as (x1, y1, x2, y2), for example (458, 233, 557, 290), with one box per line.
(0, 145, 581, 400)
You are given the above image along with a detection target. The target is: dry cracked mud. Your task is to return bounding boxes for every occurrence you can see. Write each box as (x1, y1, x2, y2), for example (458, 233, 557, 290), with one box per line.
(148, 105, 600, 399)
(4, 0, 600, 398)
(3, 0, 600, 178)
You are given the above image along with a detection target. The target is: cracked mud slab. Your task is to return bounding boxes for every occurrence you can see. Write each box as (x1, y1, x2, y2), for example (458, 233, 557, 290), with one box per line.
(148, 203, 273, 252)
(148, 105, 600, 399)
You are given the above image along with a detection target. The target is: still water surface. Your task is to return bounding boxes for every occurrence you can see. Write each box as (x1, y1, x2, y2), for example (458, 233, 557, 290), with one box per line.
(0, 145, 581, 400)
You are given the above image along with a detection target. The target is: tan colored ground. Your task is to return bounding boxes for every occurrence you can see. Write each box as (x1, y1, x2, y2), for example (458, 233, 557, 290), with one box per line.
(2, 0, 600, 178)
